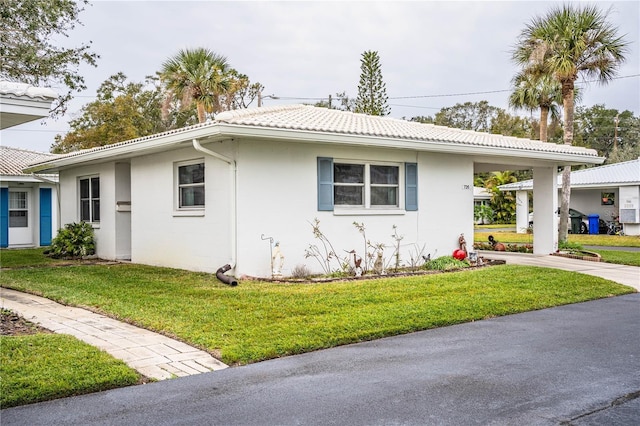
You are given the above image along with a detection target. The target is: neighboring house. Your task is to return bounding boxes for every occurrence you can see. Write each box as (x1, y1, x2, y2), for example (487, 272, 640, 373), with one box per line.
(0, 81, 57, 129)
(0, 146, 59, 248)
(26, 105, 602, 277)
(1, 81, 58, 248)
(500, 158, 640, 236)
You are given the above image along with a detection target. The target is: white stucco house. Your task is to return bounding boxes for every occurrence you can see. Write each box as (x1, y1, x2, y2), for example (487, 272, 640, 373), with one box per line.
(1, 81, 58, 248)
(26, 105, 603, 278)
(500, 157, 640, 236)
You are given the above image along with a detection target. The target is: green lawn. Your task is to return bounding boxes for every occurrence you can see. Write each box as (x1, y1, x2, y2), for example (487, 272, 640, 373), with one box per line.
(0, 247, 68, 268)
(594, 250, 640, 267)
(474, 231, 640, 248)
(0, 333, 141, 408)
(1, 257, 633, 366)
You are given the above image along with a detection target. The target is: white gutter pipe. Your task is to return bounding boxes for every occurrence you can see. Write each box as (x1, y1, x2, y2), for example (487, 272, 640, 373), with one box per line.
(192, 139, 238, 272)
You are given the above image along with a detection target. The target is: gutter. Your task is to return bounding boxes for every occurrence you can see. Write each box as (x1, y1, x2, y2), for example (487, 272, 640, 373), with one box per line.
(192, 139, 238, 275)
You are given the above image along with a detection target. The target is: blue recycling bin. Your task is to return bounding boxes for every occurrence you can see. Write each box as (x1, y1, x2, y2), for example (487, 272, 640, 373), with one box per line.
(588, 214, 600, 235)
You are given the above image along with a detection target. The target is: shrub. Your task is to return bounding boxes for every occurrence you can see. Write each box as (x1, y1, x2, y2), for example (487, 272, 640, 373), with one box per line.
(424, 256, 469, 271)
(47, 222, 96, 259)
(291, 264, 312, 279)
(559, 241, 583, 251)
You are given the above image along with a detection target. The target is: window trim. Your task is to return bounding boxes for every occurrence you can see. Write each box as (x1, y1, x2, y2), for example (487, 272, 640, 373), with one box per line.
(79, 175, 100, 223)
(175, 159, 205, 211)
(8, 190, 28, 228)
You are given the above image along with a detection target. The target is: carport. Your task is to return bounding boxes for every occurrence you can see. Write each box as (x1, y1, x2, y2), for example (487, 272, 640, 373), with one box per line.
(499, 158, 640, 237)
(474, 148, 603, 254)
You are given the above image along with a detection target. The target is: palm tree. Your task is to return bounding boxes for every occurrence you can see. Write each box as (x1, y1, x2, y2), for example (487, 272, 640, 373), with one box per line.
(512, 4, 628, 242)
(509, 71, 562, 142)
(160, 48, 230, 123)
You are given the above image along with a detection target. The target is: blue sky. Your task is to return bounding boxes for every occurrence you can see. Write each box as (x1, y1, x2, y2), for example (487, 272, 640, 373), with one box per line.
(5, 0, 639, 152)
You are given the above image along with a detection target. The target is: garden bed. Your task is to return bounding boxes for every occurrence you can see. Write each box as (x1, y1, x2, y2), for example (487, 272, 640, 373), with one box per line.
(552, 250, 601, 262)
(252, 258, 507, 284)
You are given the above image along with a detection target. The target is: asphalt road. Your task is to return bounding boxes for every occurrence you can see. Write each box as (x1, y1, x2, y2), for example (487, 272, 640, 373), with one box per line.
(3, 294, 639, 426)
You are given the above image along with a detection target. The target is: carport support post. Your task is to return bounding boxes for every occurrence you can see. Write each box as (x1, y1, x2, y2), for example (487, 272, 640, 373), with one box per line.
(515, 190, 529, 234)
(532, 167, 558, 254)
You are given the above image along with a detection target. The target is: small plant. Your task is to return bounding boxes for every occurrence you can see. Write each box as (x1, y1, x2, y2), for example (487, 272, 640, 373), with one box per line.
(407, 243, 428, 271)
(290, 264, 312, 279)
(304, 218, 343, 275)
(424, 256, 469, 271)
(474, 204, 494, 224)
(558, 241, 584, 251)
(46, 222, 96, 259)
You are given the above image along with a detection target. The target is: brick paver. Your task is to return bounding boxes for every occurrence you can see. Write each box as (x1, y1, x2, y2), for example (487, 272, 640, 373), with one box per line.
(0, 288, 228, 380)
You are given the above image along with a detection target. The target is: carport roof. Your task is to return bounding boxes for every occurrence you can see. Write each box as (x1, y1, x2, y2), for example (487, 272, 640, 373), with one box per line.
(499, 157, 640, 191)
(26, 105, 604, 173)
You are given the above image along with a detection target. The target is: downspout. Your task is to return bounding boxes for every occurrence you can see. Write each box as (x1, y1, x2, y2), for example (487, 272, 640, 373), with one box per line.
(192, 139, 238, 284)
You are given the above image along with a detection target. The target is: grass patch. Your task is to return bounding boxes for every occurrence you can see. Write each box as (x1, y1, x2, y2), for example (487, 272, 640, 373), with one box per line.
(1, 262, 633, 366)
(0, 334, 140, 408)
(474, 232, 640, 247)
(0, 248, 67, 268)
(475, 224, 515, 229)
(591, 250, 640, 267)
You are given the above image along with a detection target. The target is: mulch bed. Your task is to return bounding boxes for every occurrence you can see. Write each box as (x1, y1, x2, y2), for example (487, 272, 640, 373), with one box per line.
(0, 309, 52, 336)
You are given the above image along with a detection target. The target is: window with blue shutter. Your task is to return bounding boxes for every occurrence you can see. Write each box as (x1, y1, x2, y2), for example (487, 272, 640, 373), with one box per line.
(317, 157, 334, 211)
(405, 163, 418, 211)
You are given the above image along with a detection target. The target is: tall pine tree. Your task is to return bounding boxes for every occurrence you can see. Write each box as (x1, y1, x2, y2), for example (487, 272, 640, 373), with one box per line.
(354, 51, 390, 116)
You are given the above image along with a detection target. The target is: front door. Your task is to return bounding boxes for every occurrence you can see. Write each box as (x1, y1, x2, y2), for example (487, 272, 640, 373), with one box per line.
(8, 188, 33, 246)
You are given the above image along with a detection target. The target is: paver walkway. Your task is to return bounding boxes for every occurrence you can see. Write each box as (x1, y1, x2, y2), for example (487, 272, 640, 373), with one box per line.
(0, 288, 228, 380)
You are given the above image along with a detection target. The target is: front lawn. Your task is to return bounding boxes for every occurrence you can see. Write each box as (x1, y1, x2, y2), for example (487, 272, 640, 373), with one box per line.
(1, 260, 633, 366)
(474, 232, 640, 248)
(0, 333, 141, 408)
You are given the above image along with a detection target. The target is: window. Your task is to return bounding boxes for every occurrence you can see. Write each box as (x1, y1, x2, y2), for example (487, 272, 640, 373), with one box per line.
(80, 176, 100, 222)
(177, 160, 205, 209)
(9, 191, 27, 228)
(318, 157, 417, 211)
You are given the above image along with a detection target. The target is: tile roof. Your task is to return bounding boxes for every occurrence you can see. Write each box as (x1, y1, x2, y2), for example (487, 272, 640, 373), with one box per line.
(0, 81, 57, 99)
(0, 145, 59, 176)
(27, 105, 601, 169)
(499, 157, 640, 190)
(215, 105, 596, 156)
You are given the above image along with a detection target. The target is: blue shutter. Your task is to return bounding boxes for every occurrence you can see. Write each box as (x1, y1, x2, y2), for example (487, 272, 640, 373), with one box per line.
(40, 188, 53, 246)
(405, 163, 418, 211)
(0, 188, 8, 247)
(317, 157, 334, 211)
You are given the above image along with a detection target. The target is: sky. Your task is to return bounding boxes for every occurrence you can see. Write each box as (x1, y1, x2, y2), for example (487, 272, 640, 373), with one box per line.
(4, 0, 639, 153)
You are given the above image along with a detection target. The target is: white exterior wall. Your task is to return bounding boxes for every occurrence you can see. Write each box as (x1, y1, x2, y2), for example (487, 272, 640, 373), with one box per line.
(59, 162, 117, 259)
(568, 188, 619, 222)
(130, 145, 233, 272)
(619, 185, 640, 236)
(234, 140, 473, 277)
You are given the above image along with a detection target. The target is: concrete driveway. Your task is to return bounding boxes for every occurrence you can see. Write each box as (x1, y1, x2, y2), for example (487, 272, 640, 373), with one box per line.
(3, 293, 639, 425)
(483, 251, 640, 291)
